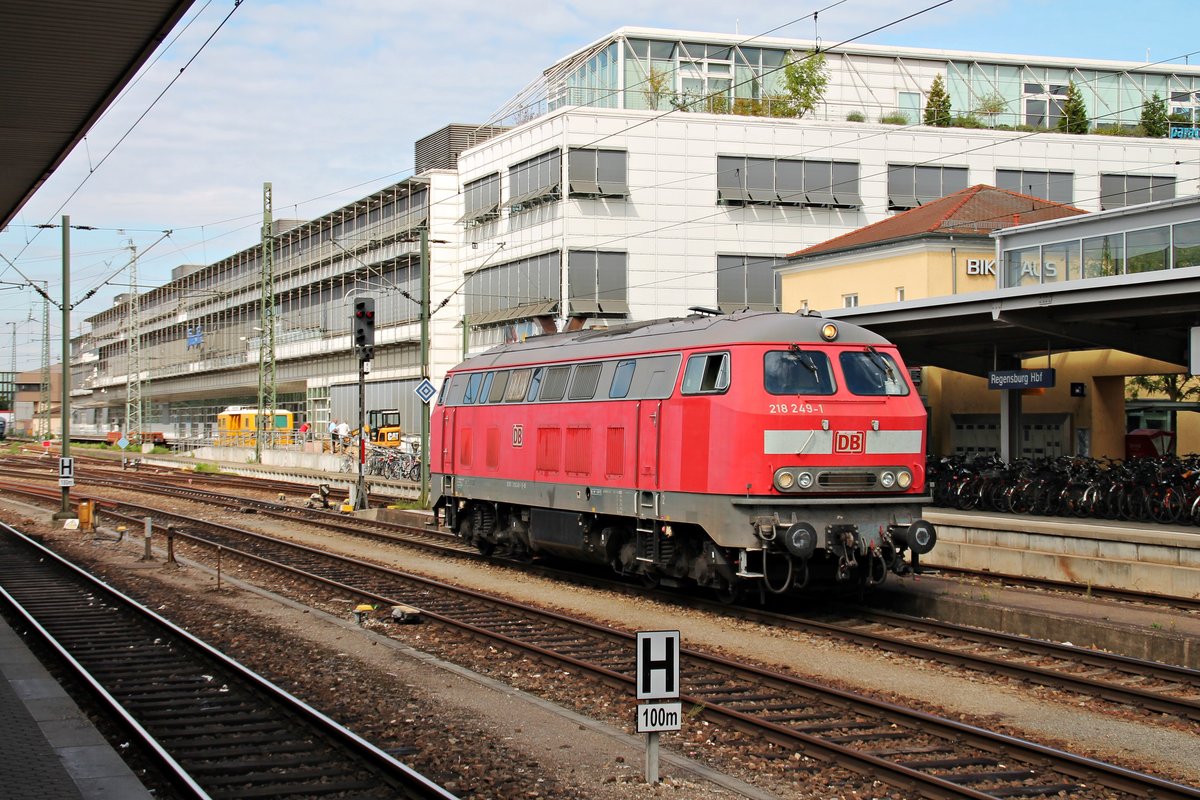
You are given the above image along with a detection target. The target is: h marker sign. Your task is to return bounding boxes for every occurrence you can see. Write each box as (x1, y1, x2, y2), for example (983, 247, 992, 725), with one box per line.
(636, 630, 679, 700)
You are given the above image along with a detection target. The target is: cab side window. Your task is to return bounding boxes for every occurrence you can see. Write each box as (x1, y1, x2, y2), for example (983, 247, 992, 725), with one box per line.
(681, 352, 730, 395)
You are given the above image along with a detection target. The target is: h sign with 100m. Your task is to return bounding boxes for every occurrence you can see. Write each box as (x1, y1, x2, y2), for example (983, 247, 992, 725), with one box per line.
(636, 630, 682, 733)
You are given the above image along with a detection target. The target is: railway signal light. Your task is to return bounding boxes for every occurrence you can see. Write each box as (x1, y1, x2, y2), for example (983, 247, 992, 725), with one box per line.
(353, 297, 375, 359)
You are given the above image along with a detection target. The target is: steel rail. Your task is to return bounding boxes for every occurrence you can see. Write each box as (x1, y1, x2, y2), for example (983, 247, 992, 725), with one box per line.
(0, 522, 457, 800)
(127, 517, 1200, 799)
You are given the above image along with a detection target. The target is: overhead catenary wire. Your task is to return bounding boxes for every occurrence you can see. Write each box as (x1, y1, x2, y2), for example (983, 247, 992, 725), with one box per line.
(5, 2, 1199, 327)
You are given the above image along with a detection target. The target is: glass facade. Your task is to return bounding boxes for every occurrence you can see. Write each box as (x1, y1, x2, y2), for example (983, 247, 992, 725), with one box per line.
(543, 31, 1200, 131)
(1003, 217, 1200, 287)
(948, 60, 1197, 131)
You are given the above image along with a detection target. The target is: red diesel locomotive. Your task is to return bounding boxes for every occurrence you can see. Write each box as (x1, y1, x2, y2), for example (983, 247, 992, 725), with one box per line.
(431, 309, 936, 600)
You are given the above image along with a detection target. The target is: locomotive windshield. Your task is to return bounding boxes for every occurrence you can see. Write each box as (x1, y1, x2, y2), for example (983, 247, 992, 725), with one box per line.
(764, 349, 836, 395)
(839, 349, 910, 396)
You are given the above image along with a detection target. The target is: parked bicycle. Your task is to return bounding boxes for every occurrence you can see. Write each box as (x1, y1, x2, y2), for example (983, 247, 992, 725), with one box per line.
(927, 452, 1200, 527)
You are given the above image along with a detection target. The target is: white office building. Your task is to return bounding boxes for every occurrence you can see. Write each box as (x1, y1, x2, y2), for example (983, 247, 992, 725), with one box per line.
(72, 28, 1200, 438)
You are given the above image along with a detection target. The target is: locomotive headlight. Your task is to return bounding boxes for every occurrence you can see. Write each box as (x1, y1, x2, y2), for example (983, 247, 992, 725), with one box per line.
(820, 322, 839, 341)
(776, 471, 795, 490)
(796, 471, 814, 489)
(897, 470, 913, 489)
(880, 471, 896, 488)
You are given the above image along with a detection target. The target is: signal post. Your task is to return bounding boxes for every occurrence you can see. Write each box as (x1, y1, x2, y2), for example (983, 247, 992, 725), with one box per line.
(352, 298, 375, 510)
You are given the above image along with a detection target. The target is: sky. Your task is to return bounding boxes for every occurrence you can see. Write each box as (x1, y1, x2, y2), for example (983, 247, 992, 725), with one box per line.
(1, 0, 1197, 371)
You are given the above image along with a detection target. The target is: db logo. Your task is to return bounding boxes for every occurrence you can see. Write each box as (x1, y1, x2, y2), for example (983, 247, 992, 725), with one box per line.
(834, 431, 865, 454)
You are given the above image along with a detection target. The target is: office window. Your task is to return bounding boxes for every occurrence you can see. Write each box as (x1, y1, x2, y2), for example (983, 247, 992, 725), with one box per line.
(567, 250, 629, 315)
(464, 251, 560, 326)
(1099, 174, 1176, 210)
(460, 172, 500, 225)
(716, 255, 781, 312)
(718, 155, 861, 208)
(508, 149, 561, 211)
(1082, 234, 1124, 278)
(1042, 241, 1081, 283)
(1127, 226, 1170, 274)
(1003, 246, 1043, 287)
(996, 169, 1073, 204)
(1025, 98, 1047, 127)
(843, 294, 859, 308)
(568, 148, 628, 197)
(1174, 220, 1200, 269)
(887, 164, 969, 209)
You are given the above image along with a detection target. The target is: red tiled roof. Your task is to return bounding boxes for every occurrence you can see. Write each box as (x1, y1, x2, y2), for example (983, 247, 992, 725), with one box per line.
(787, 185, 1086, 260)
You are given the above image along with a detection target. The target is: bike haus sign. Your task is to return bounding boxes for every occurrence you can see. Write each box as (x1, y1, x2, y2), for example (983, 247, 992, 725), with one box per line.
(988, 368, 1056, 390)
(964, 257, 996, 277)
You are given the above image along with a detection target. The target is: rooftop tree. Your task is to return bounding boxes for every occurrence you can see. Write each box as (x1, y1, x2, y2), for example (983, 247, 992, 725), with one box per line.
(1140, 92, 1169, 137)
(924, 75, 952, 126)
(1057, 82, 1089, 134)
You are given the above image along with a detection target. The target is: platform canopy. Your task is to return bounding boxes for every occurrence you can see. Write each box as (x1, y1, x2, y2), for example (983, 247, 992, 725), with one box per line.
(0, 1, 195, 230)
(830, 268, 1200, 376)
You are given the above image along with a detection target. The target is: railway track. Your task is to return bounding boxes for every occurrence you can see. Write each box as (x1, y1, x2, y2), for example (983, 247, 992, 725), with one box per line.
(12, 454, 1195, 616)
(0, 522, 456, 800)
(4, 471, 1199, 727)
(18, 495, 1194, 799)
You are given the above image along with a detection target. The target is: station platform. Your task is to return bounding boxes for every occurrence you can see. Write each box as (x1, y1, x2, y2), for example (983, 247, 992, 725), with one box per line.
(0, 614, 153, 800)
(924, 507, 1200, 600)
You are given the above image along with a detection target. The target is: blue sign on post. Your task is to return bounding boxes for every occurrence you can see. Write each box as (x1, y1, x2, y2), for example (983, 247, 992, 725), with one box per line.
(988, 368, 1056, 390)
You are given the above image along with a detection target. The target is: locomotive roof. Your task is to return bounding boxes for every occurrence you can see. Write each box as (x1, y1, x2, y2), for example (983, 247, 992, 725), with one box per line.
(454, 310, 893, 371)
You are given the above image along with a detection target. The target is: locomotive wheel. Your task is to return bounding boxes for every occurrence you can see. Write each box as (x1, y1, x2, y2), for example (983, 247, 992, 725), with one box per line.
(714, 580, 741, 605)
(455, 515, 472, 541)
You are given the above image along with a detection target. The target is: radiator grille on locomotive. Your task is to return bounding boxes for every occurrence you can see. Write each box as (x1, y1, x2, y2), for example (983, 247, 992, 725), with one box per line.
(818, 472, 878, 489)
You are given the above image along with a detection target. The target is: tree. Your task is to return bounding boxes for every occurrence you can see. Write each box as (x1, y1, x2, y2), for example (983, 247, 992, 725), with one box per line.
(1140, 92, 1169, 137)
(1127, 374, 1200, 438)
(924, 75, 952, 126)
(643, 66, 671, 111)
(775, 49, 829, 119)
(1127, 373, 1200, 403)
(1057, 82, 1089, 134)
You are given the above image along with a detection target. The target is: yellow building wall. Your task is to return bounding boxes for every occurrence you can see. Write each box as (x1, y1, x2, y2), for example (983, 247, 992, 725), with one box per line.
(781, 245, 996, 310)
